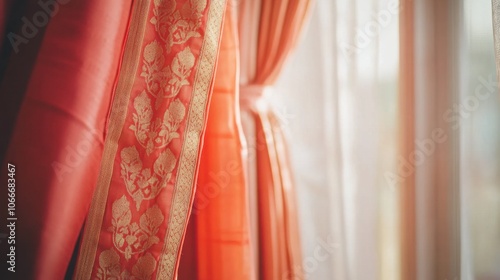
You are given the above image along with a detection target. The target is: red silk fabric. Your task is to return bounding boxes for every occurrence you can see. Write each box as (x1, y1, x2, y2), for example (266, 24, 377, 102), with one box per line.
(0, 1, 132, 279)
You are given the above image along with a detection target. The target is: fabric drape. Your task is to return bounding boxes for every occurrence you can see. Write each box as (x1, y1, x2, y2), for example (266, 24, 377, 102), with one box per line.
(179, 5, 256, 280)
(271, 0, 402, 279)
(0, 0, 312, 278)
(179, 0, 312, 279)
(0, 0, 227, 279)
(238, 0, 312, 279)
(74, 0, 226, 279)
(0, 1, 132, 278)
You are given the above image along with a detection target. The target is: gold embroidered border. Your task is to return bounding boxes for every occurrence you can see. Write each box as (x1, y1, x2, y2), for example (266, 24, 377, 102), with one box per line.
(75, 0, 226, 279)
(74, 0, 152, 278)
(156, 0, 226, 278)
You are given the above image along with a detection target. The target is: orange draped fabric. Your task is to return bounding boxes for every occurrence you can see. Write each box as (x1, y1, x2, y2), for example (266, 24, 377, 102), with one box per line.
(179, 4, 256, 280)
(179, 0, 312, 279)
(180, 5, 255, 279)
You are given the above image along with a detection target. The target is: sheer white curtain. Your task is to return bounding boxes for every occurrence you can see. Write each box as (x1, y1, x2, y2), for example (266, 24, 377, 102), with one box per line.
(463, 1, 500, 279)
(272, 0, 500, 279)
(273, 0, 400, 279)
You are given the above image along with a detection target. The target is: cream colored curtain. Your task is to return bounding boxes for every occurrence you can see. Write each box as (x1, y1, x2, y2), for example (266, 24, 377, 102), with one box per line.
(274, 0, 400, 279)
(463, 1, 500, 279)
(273, 0, 500, 279)
(274, 0, 500, 279)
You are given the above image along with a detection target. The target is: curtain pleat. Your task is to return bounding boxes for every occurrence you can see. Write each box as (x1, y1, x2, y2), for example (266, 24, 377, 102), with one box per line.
(239, 0, 312, 278)
(254, 0, 312, 84)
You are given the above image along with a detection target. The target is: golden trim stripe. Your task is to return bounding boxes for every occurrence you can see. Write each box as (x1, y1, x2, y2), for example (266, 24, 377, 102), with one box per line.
(156, 0, 227, 278)
(74, 0, 151, 278)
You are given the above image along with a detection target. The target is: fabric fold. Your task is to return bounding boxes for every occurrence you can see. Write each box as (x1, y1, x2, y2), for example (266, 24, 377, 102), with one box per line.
(73, 0, 227, 279)
(180, 5, 256, 279)
(238, 0, 312, 278)
(0, 1, 133, 279)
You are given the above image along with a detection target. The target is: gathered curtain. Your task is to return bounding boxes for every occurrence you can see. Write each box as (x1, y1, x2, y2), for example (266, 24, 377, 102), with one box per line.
(238, 0, 312, 279)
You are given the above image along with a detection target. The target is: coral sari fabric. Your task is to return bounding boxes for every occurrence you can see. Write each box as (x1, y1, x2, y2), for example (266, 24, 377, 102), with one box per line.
(0, 0, 225, 279)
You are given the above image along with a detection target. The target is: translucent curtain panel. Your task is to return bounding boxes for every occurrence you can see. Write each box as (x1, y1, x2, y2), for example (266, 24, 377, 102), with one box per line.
(463, 1, 500, 278)
(273, 0, 401, 279)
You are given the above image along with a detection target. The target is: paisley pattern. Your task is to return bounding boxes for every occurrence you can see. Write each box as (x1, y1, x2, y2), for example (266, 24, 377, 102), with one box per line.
(110, 196, 164, 259)
(105, 0, 201, 266)
(120, 146, 176, 209)
(75, 0, 226, 279)
(129, 93, 185, 154)
(150, 0, 206, 51)
(96, 249, 157, 280)
(140, 43, 195, 104)
(99, 0, 205, 272)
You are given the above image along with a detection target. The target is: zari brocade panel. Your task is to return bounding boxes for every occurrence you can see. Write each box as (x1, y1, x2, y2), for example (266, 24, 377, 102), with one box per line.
(74, 0, 226, 279)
